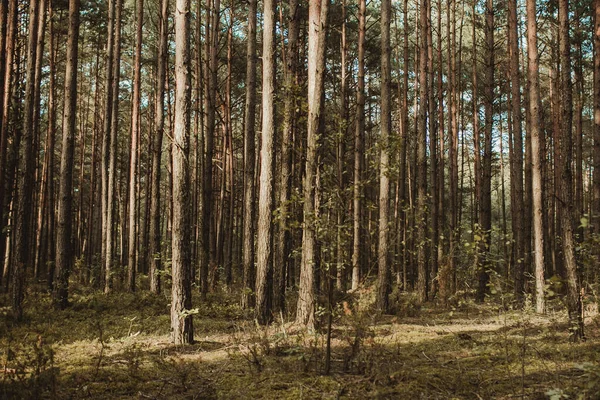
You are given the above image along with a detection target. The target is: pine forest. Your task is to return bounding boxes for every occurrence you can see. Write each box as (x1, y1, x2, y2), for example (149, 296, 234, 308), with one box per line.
(1, 0, 600, 397)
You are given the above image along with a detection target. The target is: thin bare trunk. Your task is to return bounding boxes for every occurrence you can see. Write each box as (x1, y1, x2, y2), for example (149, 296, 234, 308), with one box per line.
(377, 0, 392, 312)
(128, 0, 144, 292)
(297, 0, 329, 328)
(255, 0, 276, 325)
(241, 0, 257, 309)
(171, 0, 194, 344)
(54, 0, 80, 308)
(351, 0, 366, 291)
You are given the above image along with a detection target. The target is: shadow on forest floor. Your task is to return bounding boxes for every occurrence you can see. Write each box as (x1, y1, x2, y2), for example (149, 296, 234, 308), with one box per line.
(1, 284, 600, 399)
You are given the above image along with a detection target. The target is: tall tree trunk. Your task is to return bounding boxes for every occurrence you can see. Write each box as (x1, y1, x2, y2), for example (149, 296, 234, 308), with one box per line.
(448, 0, 459, 297)
(558, 0, 584, 340)
(128, 0, 144, 292)
(12, 0, 40, 319)
(171, 0, 194, 344)
(351, 0, 366, 291)
(377, 0, 392, 312)
(0, 0, 16, 276)
(31, 0, 47, 281)
(594, 0, 600, 247)
(54, 0, 80, 309)
(508, 0, 525, 304)
(416, 0, 429, 304)
(202, 0, 219, 297)
(335, 0, 348, 292)
(274, 0, 300, 312)
(255, 0, 276, 325)
(101, 0, 116, 291)
(296, 0, 329, 328)
(241, 0, 257, 309)
(105, 0, 122, 293)
(526, 0, 545, 314)
(35, 4, 57, 284)
(476, 0, 493, 303)
(150, 0, 168, 294)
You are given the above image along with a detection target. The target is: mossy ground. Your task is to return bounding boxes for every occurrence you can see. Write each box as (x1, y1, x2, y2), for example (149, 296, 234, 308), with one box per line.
(1, 283, 599, 399)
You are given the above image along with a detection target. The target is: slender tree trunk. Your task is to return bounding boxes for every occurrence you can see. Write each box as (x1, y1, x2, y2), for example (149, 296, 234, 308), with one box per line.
(171, 0, 194, 344)
(296, 0, 329, 328)
(105, 0, 122, 293)
(202, 0, 219, 297)
(351, 0, 366, 291)
(127, 0, 143, 292)
(241, 0, 257, 309)
(255, 0, 276, 325)
(416, 0, 429, 304)
(335, 0, 348, 292)
(150, 0, 168, 294)
(274, 0, 300, 313)
(558, 0, 584, 340)
(101, 0, 115, 290)
(526, 0, 545, 314)
(12, 0, 40, 320)
(594, 0, 600, 246)
(448, 0, 459, 297)
(377, 0, 392, 312)
(54, 0, 80, 308)
(475, 0, 493, 303)
(508, 0, 525, 304)
(0, 0, 16, 275)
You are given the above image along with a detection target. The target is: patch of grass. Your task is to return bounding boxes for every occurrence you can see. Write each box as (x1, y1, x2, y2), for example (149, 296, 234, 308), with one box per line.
(1, 285, 600, 399)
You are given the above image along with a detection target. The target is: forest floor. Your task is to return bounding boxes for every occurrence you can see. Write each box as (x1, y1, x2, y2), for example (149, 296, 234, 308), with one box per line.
(1, 283, 600, 399)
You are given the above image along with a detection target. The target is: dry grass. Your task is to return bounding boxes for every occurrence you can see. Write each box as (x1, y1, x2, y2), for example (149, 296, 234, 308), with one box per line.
(1, 285, 600, 399)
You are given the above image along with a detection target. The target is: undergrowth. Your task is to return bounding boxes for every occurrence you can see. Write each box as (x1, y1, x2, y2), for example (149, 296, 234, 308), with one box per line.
(1, 282, 599, 399)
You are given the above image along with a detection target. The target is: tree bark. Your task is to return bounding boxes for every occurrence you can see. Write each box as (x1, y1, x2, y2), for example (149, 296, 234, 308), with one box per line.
(508, 0, 525, 304)
(351, 0, 366, 291)
(0, 0, 16, 275)
(296, 0, 329, 328)
(241, 0, 257, 309)
(128, 0, 144, 292)
(377, 0, 392, 312)
(558, 0, 584, 340)
(594, 0, 600, 247)
(54, 0, 80, 309)
(274, 0, 300, 312)
(149, 0, 168, 294)
(416, 0, 429, 304)
(255, 0, 276, 325)
(171, 0, 194, 344)
(476, 0, 494, 303)
(526, 0, 545, 314)
(12, 0, 40, 319)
